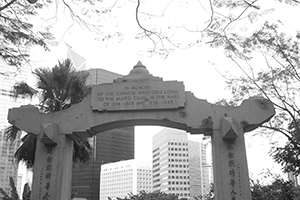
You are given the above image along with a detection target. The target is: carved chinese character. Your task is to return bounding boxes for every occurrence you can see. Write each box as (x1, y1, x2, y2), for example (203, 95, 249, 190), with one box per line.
(46, 164, 52, 171)
(228, 152, 234, 159)
(230, 179, 236, 187)
(46, 156, 53, 163)
(45, 172, 51, 180)
(43, 192, 50, 200)
(227, 143, 234, 150)
(230, 189, 237, 195)
(47, 147, 54, 154)
(229, 169, 235, 177)
(45, 182, 51, 190)
(228, 160, 235, 167)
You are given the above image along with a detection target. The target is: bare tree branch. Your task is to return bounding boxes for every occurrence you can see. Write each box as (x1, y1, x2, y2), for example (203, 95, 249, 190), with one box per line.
(0, 0, 17, 12)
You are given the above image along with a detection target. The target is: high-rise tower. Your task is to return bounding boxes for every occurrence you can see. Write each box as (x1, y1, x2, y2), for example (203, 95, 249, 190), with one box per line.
(152, 128, 212, 199)
(100, 159, 152, 200)
(0, 63, 31, 196)
(71, 68, 135, 200)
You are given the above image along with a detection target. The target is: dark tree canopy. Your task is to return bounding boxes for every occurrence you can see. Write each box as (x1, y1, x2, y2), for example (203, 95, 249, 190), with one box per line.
(114, 191, 180, 200)
(6, 58, 92, 168)
(251, 178, 296, 200)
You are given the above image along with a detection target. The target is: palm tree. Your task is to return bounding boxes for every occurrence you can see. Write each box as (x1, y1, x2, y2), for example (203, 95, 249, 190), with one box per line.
(5, 58, 92, 168)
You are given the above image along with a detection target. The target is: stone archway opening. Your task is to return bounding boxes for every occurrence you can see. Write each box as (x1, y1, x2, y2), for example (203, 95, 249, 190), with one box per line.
(8, 61, 275, 200)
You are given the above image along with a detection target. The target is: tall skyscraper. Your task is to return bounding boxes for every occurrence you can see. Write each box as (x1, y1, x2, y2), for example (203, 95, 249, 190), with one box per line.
(71, 68, 135, 200)
(0, 63, 31, 196)
(100, 159, 152, 200)
(152, 128, 212, 199)
(201, 141, 213, 195)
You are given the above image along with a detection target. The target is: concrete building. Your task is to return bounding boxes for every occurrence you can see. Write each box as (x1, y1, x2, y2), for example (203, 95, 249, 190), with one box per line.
(152, 128, 212, 199)
(100, 159, 152, 200)
(201, 141, 213, 195)
(71, 68, 135, 200)
(0, 63, 31, 197)
(288, 173, 300, 186)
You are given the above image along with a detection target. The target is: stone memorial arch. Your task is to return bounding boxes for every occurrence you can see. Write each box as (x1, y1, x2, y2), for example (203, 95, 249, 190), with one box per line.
(8, 62, 275, 200)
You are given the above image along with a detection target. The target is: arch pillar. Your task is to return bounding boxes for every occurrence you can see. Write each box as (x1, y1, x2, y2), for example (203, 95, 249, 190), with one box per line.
(7, 62, 275, 200)
(31, 123, 73, 200)
(212, 120, 251, 200)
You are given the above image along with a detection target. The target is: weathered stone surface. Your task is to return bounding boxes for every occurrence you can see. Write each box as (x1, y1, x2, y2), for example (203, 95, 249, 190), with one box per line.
(91, 81, 185, 111)
(7, 93, 275, 138)
(7, 62, 275, 200)
(221, 117, 238, 141)
(31, 125, 73, 200)
(41, 123, 58, 146)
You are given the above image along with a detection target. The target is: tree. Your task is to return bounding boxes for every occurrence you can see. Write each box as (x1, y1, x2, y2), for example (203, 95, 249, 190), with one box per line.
(251, 179, 295, 200)
(0, 0, 53, 72)
(217, 20, 300, 174)
(0, 0, 116, 74)
(135, 0, 300, 58)
(115, 191, 180, 200)
(5, 58, 93, 168)
(194, 183, 214, 200)
(250, 171, 296, 200)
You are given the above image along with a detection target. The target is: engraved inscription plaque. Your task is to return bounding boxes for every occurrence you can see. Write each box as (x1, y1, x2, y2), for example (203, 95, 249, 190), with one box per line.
(91, 81, 185, 111)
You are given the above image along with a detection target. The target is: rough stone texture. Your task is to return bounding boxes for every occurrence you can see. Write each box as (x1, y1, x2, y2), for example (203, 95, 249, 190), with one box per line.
(7, 62, 275, 200)
(30, 124, 73, 200)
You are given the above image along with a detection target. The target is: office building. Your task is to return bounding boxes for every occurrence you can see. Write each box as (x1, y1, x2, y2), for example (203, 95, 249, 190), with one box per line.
(71, 68, 135, 200)
(201, 141, 213, 195)
(288, 173, 300, 186)
(0, 63, 31, 196)
(100, 159, 152, 200)
(152, 128, 212, 199)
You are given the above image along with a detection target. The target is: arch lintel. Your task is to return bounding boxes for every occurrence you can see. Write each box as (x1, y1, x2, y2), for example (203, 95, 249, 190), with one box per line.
(6, 62, 277, 200)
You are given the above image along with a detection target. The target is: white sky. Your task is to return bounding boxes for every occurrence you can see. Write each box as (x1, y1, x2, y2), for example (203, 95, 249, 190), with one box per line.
(27, 0, 300, 179)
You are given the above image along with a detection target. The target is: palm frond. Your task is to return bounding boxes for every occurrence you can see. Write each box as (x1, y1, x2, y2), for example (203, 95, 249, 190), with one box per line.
(9, 177, 19, 200)
(14, 133, 37, 168)
(73, 138, 93, 166)
(0, 187, 9, 198)
(11, 81, 38, 99)
(12, 58, 93, 168)
(4, 125, 22, 142)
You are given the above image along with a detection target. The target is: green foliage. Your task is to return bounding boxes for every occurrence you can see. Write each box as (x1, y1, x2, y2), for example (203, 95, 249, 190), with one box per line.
(251, 177, 295, 200)
(14, 133, 37, 168)
(115, 191, 180, 200)
(6, 58, 92, 168)
(22, 183, 31, 200)
(271, 120, 300, 175)
(222, 20, 300, 174)
(72, 137, 93, 165)
(4, 125, 22, 142)
(33, 58, 91, 113)
(0, 0, 53, 70)
(194, 183, 214, 200)
(12, 82, 38, 99)
(136, 0, 299, 58)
